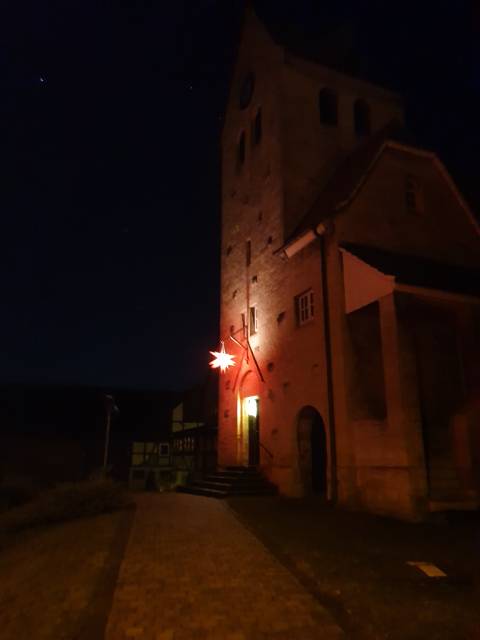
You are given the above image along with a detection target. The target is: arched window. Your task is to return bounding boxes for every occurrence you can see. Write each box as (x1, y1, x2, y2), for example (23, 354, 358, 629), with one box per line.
(237, 131, 246, 170)
(319, 88, 338, 126)
(253, 107, 262, 145)
(354, 99, 371, 136)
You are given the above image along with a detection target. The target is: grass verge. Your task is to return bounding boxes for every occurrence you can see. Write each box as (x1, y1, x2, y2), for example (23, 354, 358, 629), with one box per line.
(0, 479, 132, 536)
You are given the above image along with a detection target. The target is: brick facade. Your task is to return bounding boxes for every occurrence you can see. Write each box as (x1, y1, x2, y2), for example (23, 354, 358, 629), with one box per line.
(218, 6, 480, 520)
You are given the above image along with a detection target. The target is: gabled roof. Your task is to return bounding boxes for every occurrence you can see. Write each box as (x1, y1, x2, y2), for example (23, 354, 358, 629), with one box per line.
(342, 244, 480, 298)
(288, 120, 414, 241)
(286, 119, 479, 245)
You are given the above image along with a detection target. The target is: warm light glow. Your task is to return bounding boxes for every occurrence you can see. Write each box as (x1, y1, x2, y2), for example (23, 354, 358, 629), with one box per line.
(209, 341, 236, 373)
(245, 396, 258, 417)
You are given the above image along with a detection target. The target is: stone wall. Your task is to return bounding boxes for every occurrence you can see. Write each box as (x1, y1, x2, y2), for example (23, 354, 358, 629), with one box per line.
(280, 55, 403, 237)
(219, 6, 480, 520)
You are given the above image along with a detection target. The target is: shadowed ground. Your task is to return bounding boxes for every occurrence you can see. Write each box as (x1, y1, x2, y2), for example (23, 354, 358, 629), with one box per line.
(228, 496, 480, 640)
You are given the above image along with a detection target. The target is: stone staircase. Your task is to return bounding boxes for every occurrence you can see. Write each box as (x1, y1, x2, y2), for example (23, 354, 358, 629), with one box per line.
(177, 466, 277, 498)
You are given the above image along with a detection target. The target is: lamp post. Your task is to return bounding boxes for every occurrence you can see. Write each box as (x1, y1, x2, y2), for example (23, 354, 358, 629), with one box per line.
(103, 394, 115, 476)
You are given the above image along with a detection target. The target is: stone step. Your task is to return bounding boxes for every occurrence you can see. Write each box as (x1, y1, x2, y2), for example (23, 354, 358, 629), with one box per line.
(178, 484, 276, 498)
(214, 470, 261, 479)
(204, 474, 266, 484)
(199, 480, 234, 490)
(177, 466, 277, 499)
(177, 485, 227, 498)
(203, 478, 273, 489)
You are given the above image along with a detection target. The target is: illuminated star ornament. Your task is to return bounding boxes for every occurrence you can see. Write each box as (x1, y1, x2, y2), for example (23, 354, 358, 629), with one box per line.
(209, 341, 236, 373)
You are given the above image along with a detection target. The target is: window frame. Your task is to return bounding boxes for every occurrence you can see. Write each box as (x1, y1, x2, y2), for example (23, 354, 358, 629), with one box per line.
(295, 289, 315, 326)
(405, 174, 424, 215)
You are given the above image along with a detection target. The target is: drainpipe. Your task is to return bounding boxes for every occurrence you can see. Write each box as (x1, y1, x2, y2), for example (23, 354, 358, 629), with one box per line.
(280, 222, 338, 502)
(317, 223, 338, 504)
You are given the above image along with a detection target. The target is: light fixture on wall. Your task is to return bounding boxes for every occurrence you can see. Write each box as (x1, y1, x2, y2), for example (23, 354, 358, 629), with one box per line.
(209, 341, 236, 373)
(245, 396, 258, 417)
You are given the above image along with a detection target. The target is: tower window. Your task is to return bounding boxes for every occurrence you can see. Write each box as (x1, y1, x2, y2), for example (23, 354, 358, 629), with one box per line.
(249, 306, 258, 336)
(246, 240, 251, 267)
(237, 131, 246, 170)
(405, 174, 424, 214)
(252, 108, 262, 145)
(295, 289, 314, 326)
(354, 99, 371, 136)
(319, 88, 338, 126)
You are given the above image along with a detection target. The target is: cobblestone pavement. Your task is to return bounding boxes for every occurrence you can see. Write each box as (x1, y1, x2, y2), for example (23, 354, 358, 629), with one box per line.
(106, 493, 345, 640)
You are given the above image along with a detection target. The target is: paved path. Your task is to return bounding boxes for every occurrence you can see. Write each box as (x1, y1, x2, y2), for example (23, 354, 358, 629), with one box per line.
(106, 493, 345, 640)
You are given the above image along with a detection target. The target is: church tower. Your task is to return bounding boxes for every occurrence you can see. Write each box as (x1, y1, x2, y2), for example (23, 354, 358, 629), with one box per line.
(218, 5, 403, 476)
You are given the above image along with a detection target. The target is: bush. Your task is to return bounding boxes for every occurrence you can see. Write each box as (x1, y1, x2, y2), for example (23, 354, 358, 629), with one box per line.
(0, 479, 133, 534)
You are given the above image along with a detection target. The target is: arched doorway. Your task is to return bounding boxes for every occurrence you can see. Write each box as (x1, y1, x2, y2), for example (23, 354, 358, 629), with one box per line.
(297, 406, 327, 495)
(239, 370, 260, 467)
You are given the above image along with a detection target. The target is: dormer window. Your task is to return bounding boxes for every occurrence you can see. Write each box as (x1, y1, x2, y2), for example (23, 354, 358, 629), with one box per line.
(319, 88, 338, 126)
(354, 99, 371, 136)
(405, 174, 424, 214)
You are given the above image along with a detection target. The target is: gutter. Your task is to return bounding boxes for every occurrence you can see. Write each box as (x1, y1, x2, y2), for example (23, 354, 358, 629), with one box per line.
(319, 232, 338, 503)
(280, 222, 327, 259)
(394, 283, 480, 305)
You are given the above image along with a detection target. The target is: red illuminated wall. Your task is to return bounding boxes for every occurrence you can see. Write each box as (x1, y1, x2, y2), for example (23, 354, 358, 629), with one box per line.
(219, 5, 480, 519)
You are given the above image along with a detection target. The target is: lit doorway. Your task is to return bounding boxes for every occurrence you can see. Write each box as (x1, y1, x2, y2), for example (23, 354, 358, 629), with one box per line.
(242, 396, 259, 467)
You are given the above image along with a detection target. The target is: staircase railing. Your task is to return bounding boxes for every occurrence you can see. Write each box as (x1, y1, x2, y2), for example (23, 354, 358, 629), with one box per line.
(259, 441, 273, 460)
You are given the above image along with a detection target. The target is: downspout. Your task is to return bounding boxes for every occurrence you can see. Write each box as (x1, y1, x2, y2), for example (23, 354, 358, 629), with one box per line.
(317, 223, 338, 504)
(281, 222, 338, 502)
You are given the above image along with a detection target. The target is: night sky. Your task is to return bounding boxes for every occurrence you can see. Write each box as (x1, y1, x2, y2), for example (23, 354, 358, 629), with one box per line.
(0, 1, 478, 391)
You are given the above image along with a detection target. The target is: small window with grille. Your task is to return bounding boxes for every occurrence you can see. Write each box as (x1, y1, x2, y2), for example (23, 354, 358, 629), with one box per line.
(295, 289, 314, 326)
(405, 174, 424, 214)
(249, 306, 258, 336)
